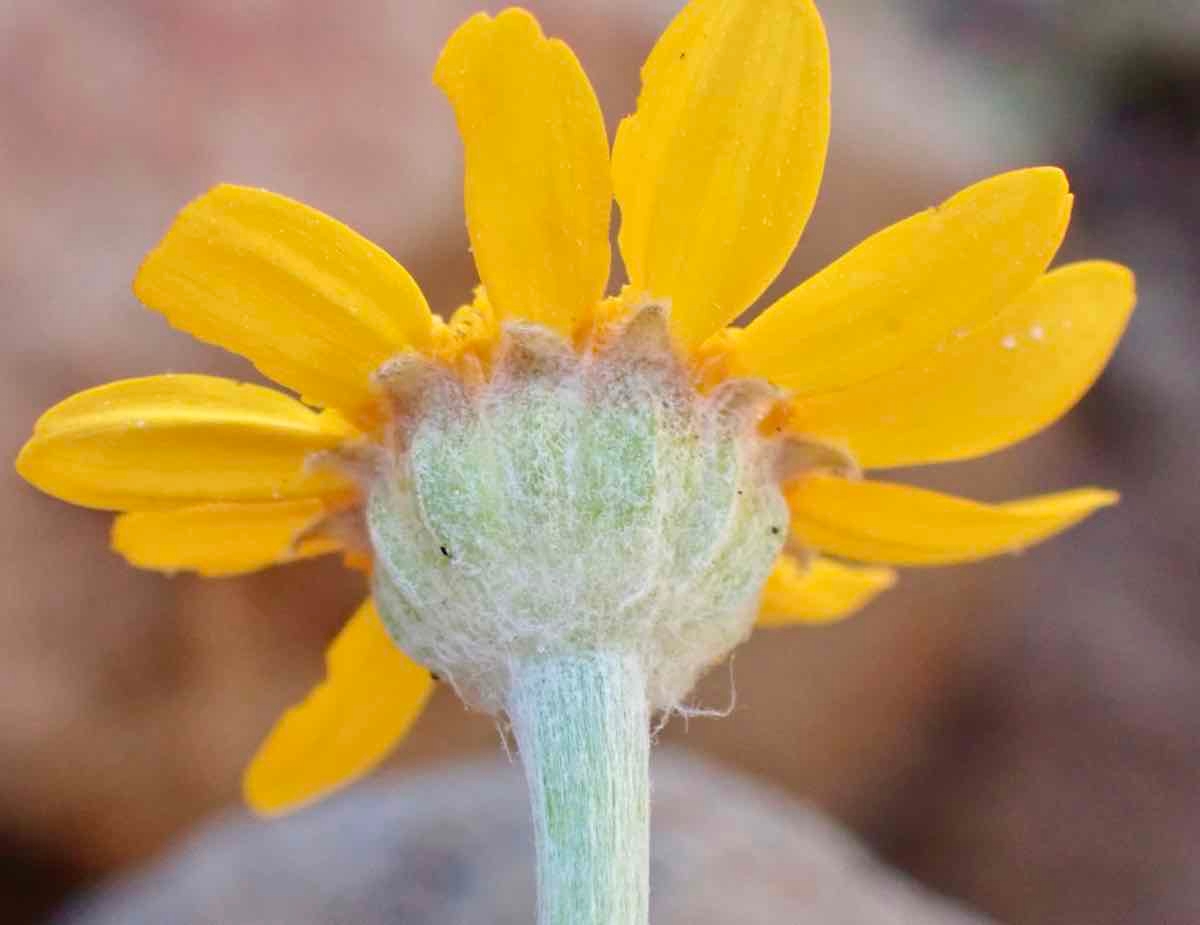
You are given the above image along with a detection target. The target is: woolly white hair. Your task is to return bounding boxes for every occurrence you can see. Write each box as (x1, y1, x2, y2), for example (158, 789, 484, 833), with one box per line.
(367, 305, 789, 714)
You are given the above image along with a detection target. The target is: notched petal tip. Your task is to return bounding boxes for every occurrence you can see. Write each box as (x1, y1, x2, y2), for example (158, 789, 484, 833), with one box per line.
(614, 0, 831, 345)
(435, 5, 612, 333)
(434, 8, 542, 91)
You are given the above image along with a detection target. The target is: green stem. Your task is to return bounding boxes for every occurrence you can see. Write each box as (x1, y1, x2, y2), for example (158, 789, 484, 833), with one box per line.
(508, 651, 650, 925)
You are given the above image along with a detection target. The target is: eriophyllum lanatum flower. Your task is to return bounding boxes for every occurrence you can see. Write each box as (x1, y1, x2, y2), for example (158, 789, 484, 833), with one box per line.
(15, 2, 1134, 923)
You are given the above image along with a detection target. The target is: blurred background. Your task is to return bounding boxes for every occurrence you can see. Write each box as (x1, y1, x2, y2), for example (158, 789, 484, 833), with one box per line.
(1, 0, 1197, 922)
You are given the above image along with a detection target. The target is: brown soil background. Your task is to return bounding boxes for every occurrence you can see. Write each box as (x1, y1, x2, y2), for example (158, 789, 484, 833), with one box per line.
(2, 2, 1197, 922)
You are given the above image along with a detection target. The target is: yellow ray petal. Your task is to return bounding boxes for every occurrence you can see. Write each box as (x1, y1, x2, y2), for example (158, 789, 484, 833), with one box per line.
(435, 9, 612, 335)
(134, 185, 433, 423)
(788, 261, 1136, 468)
(735, 168, 1074, 392)
(787, 475, 1117, 566)
(757, 555, 895, 627)
(112, 499, 343, 577)
(613, 0, 830, 347)
(244, 598, 434, 815)
(15, 375, 355, 511)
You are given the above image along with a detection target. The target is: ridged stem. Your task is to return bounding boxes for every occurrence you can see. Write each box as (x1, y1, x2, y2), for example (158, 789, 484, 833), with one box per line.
(508, 651, 650, 925)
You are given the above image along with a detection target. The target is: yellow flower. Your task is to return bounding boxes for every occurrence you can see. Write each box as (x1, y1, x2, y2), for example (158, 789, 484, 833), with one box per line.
(15, 0, 1133, 816)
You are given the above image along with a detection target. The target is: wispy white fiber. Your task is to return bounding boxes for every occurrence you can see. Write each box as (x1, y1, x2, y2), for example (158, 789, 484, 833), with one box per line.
(367, 306, 788, 714)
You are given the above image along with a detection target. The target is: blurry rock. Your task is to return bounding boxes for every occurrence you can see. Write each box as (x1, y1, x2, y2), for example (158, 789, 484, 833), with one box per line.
(56, 751, 990, 925)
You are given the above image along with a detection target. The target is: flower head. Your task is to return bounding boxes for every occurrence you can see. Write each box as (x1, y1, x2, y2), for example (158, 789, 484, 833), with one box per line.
(15, 0, 1133, 817)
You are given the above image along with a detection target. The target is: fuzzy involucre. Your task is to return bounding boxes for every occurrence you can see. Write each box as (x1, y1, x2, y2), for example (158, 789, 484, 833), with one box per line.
(366, 305, 790, 714)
